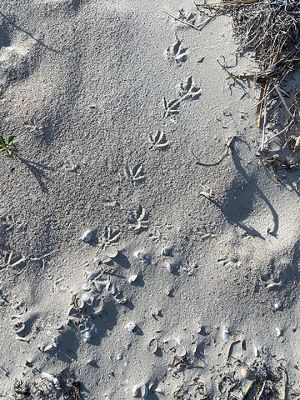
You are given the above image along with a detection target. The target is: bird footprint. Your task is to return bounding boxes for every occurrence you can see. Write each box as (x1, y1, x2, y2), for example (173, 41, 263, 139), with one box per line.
(125, 164, 145, 186)
(177, 76, 201, 100)
(149, 130, 169, 150)
(165, 37, 188, 66)
(128, 205, 149, 233)
(163, 76, 201, 118)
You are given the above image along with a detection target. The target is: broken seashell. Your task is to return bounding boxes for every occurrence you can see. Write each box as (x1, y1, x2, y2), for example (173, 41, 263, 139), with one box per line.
(147, 337, 158, 354)
(222, 326, 231, 342)
(176, 344, 187, 357)
(126, 322, 137, 332)
(196, 323, 205, 334)
(72, 295, 84, 310)
(114, 294, 127, 304)
(266, 281, 282, 290)
(93, 298, 104, 315)
(105, 246, 119, 259)
(13, 321, 26, 335)
(106, 281, 118, 295)
(165, 261, 175, 273)
(128, 274, 138, 284)
(43, 341, 57, 352)
(40, 372, 60, 388)
(155, 387, 165, 395)
(240, 366, 250, 379)
(81, 229, 93, 243)
(275, 327, 282, 337)
(132, 383, 148, 398)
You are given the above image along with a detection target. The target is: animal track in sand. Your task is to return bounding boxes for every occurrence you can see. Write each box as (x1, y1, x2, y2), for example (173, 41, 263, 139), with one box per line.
(128, 205, 149, 233)
(163, 76, 201, 118)
(149, 130, 169, 150)
(102, 226, 121, 248)
(125, 163, 145, 186)
(177, 9, 200, 28)
(165, 37, 188, 66)
(0, 21, 40, 94)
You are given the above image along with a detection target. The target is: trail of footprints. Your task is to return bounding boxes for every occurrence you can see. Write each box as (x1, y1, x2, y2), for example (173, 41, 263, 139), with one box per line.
(125, 8, 202, 190)
(7, 9, 203, 397)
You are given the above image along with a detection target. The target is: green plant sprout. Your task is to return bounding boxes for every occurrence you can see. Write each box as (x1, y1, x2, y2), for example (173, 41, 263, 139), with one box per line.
(0, 135, 15, 155)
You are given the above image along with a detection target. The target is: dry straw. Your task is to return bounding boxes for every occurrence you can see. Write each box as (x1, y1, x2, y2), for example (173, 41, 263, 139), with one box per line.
(196, 0, 300, 162)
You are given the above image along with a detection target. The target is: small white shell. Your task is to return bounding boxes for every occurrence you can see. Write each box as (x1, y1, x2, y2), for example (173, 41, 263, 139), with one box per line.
(73, 296, 84, 310)
(222, 326, 231, 342)
(274, 302, 282, 310)
(176, 345, 187, 357)
(81, 229, 93, 243)
(126, 322, 137, 332)
(165, 261, 174, 273)
(147, 337, 158, 354)
(106, 246, 119, 259)
(196, 323, 205, 334)
(132, 383, 148, 398)
(40, 372, 60, 388)
(13, 321, 26, 335)
(128, 274, 138, 284)
(115, 294, 127, 304)
(275, 327, 282, 337)
(155, 387, 165, 395)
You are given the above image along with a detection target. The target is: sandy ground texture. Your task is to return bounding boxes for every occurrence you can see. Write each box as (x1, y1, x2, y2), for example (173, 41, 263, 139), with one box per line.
(0, 0, 300, 399)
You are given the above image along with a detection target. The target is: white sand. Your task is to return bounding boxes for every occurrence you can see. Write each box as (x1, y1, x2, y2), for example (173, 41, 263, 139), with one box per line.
(0, 0, 300, 398)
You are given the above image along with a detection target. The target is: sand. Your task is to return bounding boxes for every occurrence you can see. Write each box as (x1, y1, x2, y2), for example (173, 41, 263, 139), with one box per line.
(0, 0, 300, 398)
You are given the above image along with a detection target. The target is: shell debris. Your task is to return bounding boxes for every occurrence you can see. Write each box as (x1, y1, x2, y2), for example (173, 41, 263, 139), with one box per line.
(147, 337, 158, 354)
(126, 322, 137, 333)
(13, 321, 26, 335)
(132, 383, 148, 398)
(275, 327, 282, 337)
(128, 274, 138, 284)
(222, 326, 231, 342)
(81, 229, 93, 243)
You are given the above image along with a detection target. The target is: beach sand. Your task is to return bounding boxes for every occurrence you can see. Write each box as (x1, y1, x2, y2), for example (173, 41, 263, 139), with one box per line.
(0, 0, 300, 398)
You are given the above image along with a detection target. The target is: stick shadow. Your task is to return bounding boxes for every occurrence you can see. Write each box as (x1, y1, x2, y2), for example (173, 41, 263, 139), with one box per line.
(209, 138, 279, 238)
(16, 155, 54, 193)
